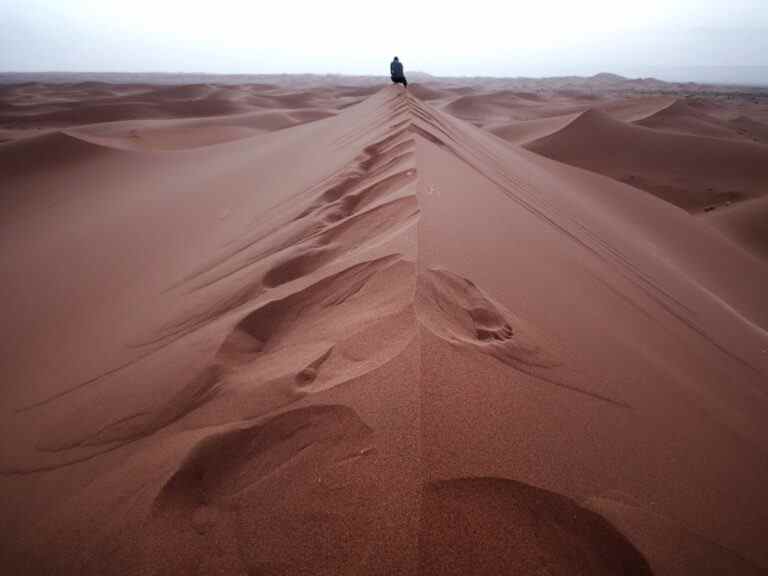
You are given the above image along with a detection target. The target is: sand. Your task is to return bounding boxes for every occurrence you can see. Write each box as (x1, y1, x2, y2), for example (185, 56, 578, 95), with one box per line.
(1, 76, 767, 575)
(526, 108, 768, 212)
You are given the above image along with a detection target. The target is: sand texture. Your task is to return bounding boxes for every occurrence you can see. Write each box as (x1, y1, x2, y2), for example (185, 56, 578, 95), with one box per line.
(2, 77, 768, 575)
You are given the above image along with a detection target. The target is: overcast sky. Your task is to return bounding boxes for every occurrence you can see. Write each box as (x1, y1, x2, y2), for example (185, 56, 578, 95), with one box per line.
(1, 0, 767, 81)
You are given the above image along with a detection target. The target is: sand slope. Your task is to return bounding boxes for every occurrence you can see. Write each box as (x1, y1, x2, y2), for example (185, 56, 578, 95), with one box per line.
(703, 196, 768, 261)
(482, 95, 673, 145)
(2, 84, 768, 575)
(636, 99, 749, 140)
(421, 478, 653, 575)
(526, 108, 768, 211)
(0, 82, 357, 150)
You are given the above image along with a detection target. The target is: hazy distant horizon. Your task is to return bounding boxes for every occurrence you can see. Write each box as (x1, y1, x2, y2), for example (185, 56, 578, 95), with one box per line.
(2, 0, 766, 85)
(1, 66, 767, 87)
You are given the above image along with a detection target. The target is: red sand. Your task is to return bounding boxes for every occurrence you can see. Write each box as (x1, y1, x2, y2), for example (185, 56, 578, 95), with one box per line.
(526, 108, 768, 211)
(1, 79, 768, 575)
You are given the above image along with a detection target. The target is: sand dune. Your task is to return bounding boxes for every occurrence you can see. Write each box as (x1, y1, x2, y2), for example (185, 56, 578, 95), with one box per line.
(488, 113, 579, 145)
(730, 115, 768, 143)
(451, 91, 673, 145)
(70, 109, 340, 151)
(439, 87, 673, 127)
(703, 196, 768, 261)
(445, 90, 544, 114)
(526, 108, 768, 211)
(636, 99, 749, 140)
(485, 97, 674, 146)
(0, 130, 118, 224)
(407, 83, 448, 101)
(440, 90, 579, 125)
(69, 122, 261, 151)
(2, 79, 768, 575)
(0, 82, 361, 148)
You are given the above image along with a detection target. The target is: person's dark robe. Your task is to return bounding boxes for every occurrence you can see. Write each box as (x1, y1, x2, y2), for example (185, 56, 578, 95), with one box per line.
(390, 59, 407, 87)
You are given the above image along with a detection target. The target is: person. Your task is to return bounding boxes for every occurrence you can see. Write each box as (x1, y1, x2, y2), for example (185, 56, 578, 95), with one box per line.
(390, 56, 408, 88)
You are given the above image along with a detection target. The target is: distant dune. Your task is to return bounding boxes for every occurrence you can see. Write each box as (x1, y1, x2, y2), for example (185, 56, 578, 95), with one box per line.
(704, 196, 768, 261)
(2, 76, 768, 576)
(526, 108, 768, 212)
(636, 99, 752, 140)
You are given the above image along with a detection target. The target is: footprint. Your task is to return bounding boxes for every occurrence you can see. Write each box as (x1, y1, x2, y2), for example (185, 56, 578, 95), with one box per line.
(417, 267, 558, 370)
(420, 477, 653, 576)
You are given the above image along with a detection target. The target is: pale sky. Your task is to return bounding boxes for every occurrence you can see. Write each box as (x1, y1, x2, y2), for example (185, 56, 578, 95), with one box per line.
(1, 0, 767, 81)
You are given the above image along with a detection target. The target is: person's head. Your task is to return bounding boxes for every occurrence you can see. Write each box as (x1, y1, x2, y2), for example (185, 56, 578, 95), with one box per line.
(393, 56, 399, 61)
